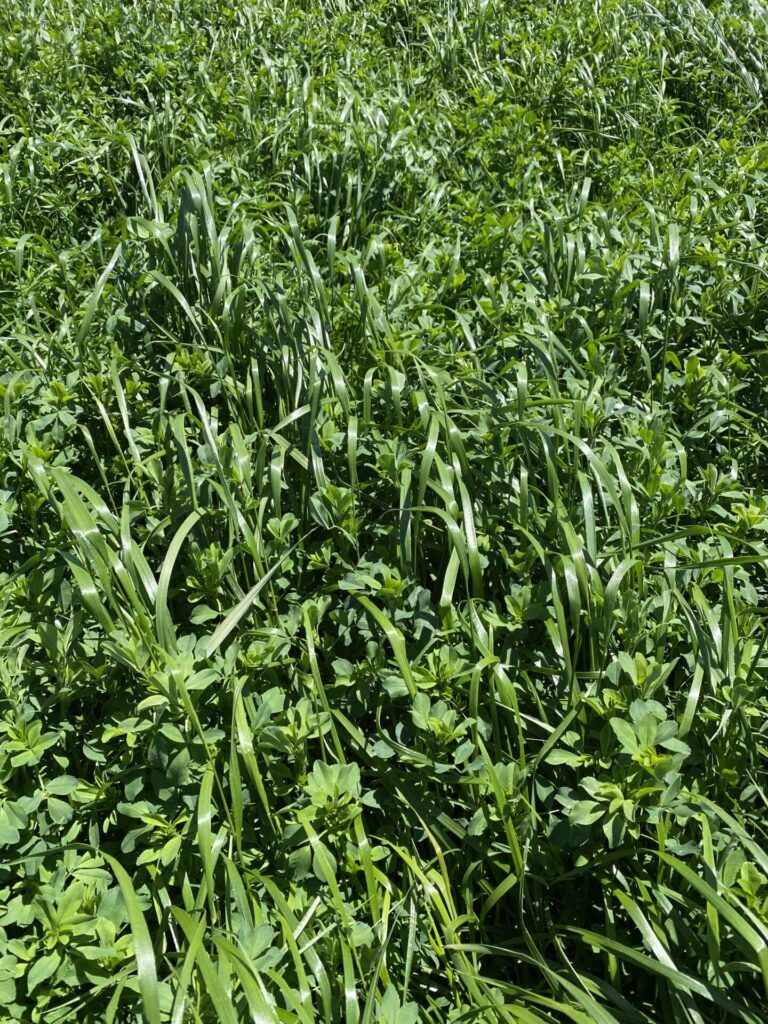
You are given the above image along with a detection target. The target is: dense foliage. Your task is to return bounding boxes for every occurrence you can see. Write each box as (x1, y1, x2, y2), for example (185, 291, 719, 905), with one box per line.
(2, 0, 768, 1020)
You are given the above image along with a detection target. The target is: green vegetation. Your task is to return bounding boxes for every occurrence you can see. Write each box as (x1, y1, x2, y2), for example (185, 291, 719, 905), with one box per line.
(2, 0, 768, 1020)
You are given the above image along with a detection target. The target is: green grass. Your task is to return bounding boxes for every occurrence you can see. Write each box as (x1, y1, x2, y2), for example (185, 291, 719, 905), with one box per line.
(2, 0, 768, 1020)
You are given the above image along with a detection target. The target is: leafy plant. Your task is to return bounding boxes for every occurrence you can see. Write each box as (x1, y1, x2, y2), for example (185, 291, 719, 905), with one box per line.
(2, 0, 768, 1021)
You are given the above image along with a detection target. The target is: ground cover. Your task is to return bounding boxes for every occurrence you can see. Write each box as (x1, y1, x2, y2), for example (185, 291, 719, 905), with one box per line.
(2, 1, 768, 1021)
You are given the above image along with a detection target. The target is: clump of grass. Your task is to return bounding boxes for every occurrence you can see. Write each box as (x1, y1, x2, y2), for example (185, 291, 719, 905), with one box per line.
(2, 0, 768, 1021)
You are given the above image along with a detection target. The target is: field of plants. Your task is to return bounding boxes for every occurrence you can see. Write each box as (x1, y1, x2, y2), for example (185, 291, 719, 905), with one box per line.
(2, 0, 768, 1020)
